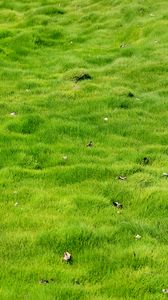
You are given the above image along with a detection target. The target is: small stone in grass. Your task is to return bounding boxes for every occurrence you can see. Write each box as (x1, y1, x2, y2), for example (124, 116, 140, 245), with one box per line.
(104, 117, 108, 121)
(162, 289, 168, 294)
(162, 173, 168, 177)
(63, 251, 71, 262)
(10, 112, 16, 116)
(135, 234, 141, 240)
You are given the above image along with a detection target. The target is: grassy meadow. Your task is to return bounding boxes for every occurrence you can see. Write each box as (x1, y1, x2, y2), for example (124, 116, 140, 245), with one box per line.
(0, 0, 168, 299)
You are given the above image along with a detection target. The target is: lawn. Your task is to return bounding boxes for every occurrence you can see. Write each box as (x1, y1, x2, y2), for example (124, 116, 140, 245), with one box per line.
(0, 0, 168, 299)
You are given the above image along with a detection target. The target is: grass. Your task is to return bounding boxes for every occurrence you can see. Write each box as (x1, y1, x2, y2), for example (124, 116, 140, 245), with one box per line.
(0, 0, 168, 299)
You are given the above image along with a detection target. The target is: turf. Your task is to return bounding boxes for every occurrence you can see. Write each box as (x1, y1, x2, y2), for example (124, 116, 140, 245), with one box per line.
(0, 0, 168, 299)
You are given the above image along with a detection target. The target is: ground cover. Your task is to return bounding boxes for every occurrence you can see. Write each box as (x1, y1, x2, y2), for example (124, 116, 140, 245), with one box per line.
(0, 0, 168, 299)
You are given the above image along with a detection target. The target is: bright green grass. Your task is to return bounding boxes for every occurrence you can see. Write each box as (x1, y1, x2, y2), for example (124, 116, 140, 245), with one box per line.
(0, 0, 168, 299)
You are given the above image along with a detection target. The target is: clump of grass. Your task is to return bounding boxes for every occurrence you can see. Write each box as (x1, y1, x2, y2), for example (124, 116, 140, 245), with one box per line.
(7, 115, 43, 134)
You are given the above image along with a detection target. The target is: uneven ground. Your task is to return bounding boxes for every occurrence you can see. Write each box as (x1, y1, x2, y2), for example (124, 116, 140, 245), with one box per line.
(0, 0, 168, 299)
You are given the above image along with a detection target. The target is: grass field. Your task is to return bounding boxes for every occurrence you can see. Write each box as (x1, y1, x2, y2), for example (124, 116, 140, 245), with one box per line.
(0, 0, 168, 299)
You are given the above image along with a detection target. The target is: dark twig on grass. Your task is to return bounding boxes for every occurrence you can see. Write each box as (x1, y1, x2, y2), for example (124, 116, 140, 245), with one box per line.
(86, 141, 93, 147)
(143, 157, 149, 164)
(113, 201, 123, 209)
(73, 73, 92, 83)
(39, 279, 54, 285)
(120, 43, 127, 48)
(128, 92, 134, 97)
(39, 279, 49, 285)
(118, 176, 127, 180)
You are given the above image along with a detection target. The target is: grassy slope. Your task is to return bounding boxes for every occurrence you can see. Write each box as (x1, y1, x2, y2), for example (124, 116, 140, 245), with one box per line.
(0, 0, 168, 299)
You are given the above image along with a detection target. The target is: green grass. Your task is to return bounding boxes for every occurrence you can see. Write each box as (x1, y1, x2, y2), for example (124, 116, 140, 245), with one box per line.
(0, 0, 168, 299)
